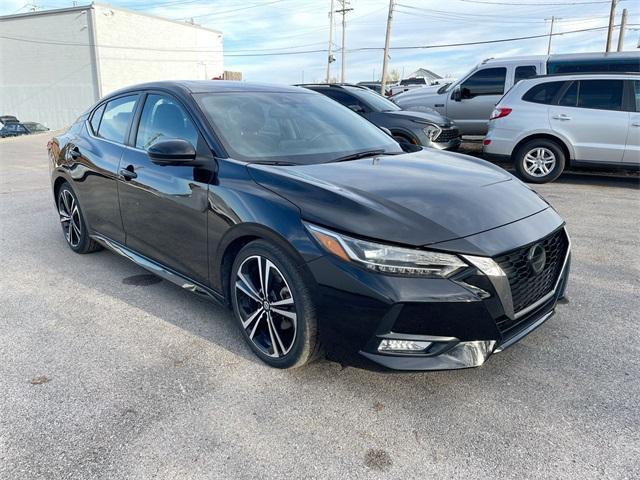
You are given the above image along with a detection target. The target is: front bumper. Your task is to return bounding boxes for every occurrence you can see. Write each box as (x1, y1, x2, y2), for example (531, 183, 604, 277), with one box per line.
(306, 212, 570, 371)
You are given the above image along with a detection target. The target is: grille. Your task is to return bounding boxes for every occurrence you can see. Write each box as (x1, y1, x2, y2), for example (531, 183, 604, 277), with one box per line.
(495, 229, 569, 315)
(434, 127, 459, 142)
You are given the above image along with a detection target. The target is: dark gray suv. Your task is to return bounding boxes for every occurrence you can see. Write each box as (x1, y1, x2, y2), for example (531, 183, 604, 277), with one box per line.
(299, 84, 461, 150)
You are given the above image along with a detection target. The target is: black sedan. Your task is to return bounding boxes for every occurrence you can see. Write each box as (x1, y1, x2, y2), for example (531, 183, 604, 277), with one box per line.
(1, 121, 49, 137)
(298, 84, 460, 150)
(49, 81, 570, 371)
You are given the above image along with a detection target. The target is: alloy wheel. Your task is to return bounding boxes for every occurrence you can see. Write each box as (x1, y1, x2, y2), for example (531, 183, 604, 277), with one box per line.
(234, 255, 297, 358)
(58, 189, 82, 248)
(523, 147, 556, 178)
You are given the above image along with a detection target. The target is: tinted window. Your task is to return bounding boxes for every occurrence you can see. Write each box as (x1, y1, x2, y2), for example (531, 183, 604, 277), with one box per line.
(460, 68, 507, 98)
(558, 82, 578, 107)
(578, 80, 623, 110)
(548, 58, 640, 74)
(400, 78, 426, 85)
(634, 81, 640, 112)
(97, 95, 137, 143)
(320, 89, 365, 110)
(90, 104, 105, 134)
(515, 65, 537, 83)
(522, 81, 565, 104)
(195, 91, 401, 164)
(135, 94, 199, 150)
(344, 86, 400, 112)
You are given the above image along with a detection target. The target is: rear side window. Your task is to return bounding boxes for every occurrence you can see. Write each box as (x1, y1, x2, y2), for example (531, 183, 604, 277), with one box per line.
(97, 95, 137, 143)
(578, 80, 623, 110)
(90, 104, 105, 134)
(634, 80, 640, 112)
(460, 67, 507, 98)
(558, 82, 578, 107)
(515, 65, 537, 83)
(522, 81, 565, 104)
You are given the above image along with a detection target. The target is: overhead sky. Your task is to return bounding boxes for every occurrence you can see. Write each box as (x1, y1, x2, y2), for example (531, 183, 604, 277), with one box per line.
(3, 0, 639, 83)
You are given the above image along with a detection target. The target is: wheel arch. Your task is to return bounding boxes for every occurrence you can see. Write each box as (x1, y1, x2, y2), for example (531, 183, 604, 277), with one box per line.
(512, 132, 573, 166)
(389, 128, 419, 145)
(215, 223, 313, 307)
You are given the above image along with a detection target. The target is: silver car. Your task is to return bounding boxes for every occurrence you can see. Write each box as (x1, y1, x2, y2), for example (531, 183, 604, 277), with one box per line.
(483, 73, 640, 183)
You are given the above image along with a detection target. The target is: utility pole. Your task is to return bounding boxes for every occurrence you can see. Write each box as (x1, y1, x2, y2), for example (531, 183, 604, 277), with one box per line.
(380, 0, 395, 95)
(617, 8, 628, 51)
(546, 16, 555, 55)
(605, 0, 617, 52)
(336, 1, 353, 83)
(325, 0, 335, 83)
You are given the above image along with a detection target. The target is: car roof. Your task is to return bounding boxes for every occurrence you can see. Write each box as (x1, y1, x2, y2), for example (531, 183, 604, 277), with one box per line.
(104, 80, 310, 99)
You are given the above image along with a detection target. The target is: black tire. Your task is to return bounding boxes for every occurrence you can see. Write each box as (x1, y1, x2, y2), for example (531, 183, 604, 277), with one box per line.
(230, 239, 320, 369)
(56, 182, 102, 254)
(514, 138, 565, 184)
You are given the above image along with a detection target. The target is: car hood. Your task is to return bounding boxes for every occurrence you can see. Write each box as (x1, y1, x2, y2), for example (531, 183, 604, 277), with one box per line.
(247, 150, 550, 247)
(382, 109, 450, 126)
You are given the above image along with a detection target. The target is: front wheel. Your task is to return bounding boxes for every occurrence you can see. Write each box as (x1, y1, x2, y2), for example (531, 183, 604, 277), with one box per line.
(230, 240, 320, 369)
(514, 139, 565, 184)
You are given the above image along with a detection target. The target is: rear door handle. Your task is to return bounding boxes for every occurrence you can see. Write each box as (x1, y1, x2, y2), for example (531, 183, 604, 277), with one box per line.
(119, 166, 137, 180)
(552, 114, 571, 121)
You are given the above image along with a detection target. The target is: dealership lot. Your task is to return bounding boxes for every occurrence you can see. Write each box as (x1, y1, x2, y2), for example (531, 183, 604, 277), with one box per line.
(1, 133, 639, 479)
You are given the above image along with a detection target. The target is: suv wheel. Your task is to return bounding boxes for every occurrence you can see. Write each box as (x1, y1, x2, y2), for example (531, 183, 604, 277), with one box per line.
(230, 240, 320, 369)
(514, 139, 565, 184)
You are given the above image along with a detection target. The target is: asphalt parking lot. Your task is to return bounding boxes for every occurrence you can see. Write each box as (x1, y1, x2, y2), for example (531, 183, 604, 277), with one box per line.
(1, 133, 639, 479)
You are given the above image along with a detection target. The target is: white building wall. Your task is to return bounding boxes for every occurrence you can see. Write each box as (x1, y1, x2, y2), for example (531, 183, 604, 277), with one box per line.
(0, 9, 98, 130)
(93, 5, 224, 96)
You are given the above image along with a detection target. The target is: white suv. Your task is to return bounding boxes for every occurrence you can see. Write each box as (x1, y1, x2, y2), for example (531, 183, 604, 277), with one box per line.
(483, 73, 640, 183)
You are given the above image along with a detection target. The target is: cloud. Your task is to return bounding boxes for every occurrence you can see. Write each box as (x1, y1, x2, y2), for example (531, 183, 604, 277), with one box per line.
(2, 0, 638, 83)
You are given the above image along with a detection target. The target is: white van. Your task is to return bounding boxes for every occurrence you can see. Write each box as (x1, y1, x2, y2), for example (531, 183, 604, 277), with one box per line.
(392, 52, 640, 135)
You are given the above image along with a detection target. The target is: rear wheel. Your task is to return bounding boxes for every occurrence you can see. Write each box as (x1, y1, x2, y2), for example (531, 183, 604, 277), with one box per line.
(56, 182, 102, 254)
(231, 240, 319, 369)
(514, 138, 565, 184)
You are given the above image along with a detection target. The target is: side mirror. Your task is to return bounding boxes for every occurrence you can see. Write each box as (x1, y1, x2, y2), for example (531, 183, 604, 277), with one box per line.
(348, 104, 365, 114)
(147, 138, 196, 164)
(379, 126, 393, 137)
(451, 86, 462, 102)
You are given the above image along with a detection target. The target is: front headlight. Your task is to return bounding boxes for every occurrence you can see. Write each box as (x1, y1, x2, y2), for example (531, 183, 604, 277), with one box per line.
(306, 224, 467, 278)
(422, 123, 442, 141)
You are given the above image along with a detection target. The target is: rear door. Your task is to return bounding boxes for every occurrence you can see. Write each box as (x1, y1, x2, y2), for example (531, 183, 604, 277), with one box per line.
(117, 92, 213, 284)
(549, 79, 628, 163)
(623, 80, 640, 165)
(446, 67, 507, 135)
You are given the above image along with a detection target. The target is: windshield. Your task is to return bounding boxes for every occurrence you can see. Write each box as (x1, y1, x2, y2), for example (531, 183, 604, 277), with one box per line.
(345, 86, 401, 112)
(195, 91, 401, 164)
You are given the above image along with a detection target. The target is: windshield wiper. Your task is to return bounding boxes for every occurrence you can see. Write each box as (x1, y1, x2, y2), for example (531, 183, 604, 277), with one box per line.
(328, 149, 387, 163)
(251, 160, 297, 166)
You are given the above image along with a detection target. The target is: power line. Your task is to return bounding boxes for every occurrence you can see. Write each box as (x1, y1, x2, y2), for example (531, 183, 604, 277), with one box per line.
(455, 0, 618, 5)
(1, 23, 634, 57)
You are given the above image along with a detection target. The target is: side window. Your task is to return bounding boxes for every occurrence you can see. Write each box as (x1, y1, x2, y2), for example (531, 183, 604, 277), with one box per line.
(577, 80, 623, 111)
(90, 104, 105, 134)
(634, 81, 640, 112)
(558, 82, 578, 107)
(522, 81, 565, 105)
(460, 67, 507, 98)
(322, 89, 364, 110)
(514, 65, 537, 83)
(97, 95, 137, 143)
(135, 94, 199, 150)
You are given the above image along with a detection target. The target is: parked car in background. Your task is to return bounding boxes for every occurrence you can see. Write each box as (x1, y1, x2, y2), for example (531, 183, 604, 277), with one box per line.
(356, 81, 385, 93)
(0, 121, 49, 138)
(0, 115, 19, 127)
(484, 73, 640, 183)
(48, 80, 570, 371)
(299, 84, 460, 150)
(388, 77, 432, 97)
(393, 52, 640, 135)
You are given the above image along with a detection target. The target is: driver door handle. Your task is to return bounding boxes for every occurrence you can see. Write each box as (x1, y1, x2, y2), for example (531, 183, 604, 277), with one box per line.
(120, 166, 137, 180)
(552, 114, 571, 121)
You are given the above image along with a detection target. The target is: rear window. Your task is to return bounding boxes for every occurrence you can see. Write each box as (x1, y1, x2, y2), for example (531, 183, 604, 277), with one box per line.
(97, 95, 137, 143)
(522, 81, 565, 105)
(515, 65, 538, 83)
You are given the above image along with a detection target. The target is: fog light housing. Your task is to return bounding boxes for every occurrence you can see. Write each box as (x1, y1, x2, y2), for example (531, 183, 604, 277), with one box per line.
(378, 339, 432, 353)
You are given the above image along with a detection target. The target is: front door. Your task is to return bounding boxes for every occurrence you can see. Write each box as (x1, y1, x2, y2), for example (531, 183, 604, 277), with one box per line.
(623, 80, 640, 165)
(446, 67, 507, 135)
(118, 93, 214, 284)
(549, 79, 629, 163)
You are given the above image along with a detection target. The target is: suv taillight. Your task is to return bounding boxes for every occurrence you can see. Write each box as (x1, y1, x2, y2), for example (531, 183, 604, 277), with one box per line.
(489, 107, 512, 120)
